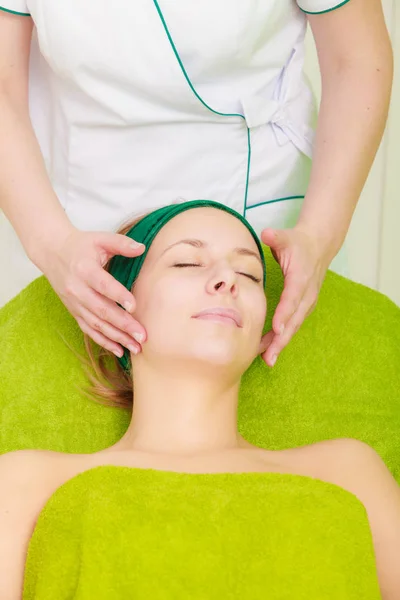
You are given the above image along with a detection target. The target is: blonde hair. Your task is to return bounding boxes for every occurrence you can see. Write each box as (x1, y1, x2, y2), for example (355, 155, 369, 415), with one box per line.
(68, 199, 263, 411)
(70, 212, 150, 411)
(72, 199, 188, 410)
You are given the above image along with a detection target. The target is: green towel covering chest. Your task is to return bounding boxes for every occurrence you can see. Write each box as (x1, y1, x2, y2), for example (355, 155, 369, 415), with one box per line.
(2, 249, 399, 598)
(23, 466, 382, 600)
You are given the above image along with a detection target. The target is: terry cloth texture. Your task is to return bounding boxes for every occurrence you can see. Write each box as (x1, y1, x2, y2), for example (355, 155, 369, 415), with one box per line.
(23, 466, 382, 599)
(1, 248, 399, 472)
(0, 247, 399, 597)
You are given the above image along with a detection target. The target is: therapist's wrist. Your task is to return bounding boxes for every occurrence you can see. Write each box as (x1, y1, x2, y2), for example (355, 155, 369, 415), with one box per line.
(295, 191, 352, 262)
(294, 220, 345, 264)
(28, 218, 77, 271)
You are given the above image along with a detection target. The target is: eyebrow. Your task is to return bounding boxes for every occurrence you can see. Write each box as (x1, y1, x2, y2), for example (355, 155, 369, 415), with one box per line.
(161, 238, 263, 266)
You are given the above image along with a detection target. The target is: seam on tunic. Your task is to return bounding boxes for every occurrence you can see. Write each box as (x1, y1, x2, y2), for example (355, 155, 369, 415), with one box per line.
(246, 195, 305, 211)
(152, 0, 251, 219)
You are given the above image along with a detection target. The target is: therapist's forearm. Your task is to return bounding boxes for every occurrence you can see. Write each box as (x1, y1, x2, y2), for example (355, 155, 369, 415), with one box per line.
(296, 58, 393, 259)
(0, 89, 75, 267)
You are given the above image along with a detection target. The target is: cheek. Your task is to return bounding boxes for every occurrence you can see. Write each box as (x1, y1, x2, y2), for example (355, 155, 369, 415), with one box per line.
(248, 292, 267, 331)
(258, 301, 268, 329)
(134, 277, 194, 327)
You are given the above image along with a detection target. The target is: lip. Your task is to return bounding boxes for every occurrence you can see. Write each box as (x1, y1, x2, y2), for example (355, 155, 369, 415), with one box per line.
(192, 307, 243, 328)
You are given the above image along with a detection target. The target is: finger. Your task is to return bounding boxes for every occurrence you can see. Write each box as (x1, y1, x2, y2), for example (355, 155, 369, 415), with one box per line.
(272, 273, 308, 335)
(78, 305, 142, 355)
(98, 232, 146, 258)
(260, 228, 283, 249)
(80, 306, 143, 352)
(76, 316, 126, 359)
(259, 329, 275, 355)
(78, 284, 146, 344)
(266, 292, 316, 364)
(260, 333, 280, 366)
(84, 262, 142, 318)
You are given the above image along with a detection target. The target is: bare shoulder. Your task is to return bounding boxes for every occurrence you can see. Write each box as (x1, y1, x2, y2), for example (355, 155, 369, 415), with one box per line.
(0, 448, 95, 511)
(291, 437, 398, 491)
(1, 447, 59, 478)
(281, 437, 400, 503)
(273, 437, 391, 478)
(0, 448, 75, 492)
(284, 438, 400, 599)
(0, 449, 79, 599)
(0, 447, 72, 527)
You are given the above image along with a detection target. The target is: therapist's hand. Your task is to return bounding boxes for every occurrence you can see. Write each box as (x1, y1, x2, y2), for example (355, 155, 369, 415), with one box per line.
(259, 225, 332, 368)
(41, 227, 147, 358)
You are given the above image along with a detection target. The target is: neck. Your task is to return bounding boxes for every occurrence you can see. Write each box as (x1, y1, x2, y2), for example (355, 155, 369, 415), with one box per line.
(116, 358, 242, 456)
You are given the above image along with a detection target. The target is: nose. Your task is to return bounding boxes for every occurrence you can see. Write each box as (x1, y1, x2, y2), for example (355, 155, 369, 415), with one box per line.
(206, 264, 239, 297)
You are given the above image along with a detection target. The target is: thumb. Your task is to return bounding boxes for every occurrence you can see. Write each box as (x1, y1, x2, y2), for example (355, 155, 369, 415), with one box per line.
(97, 232, 146, 258)
(261, 228, 285, 249)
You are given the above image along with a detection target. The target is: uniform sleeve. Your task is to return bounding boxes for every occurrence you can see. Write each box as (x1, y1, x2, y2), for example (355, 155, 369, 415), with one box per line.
(297, 0, 350, 14)
(0, 1, 30, 16)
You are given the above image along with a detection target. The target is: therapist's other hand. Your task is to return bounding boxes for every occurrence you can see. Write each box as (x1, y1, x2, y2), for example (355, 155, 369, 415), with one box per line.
(259, 225, 332, 368)
(42, 228, 147, 358)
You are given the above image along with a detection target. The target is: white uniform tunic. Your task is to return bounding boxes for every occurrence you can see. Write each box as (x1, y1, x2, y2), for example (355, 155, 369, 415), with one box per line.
(0, 0, 351, 304)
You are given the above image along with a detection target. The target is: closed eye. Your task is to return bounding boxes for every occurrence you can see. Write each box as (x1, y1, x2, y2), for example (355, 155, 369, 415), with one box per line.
(173, 263, 202, 268)
(239, 272, 261, 283)
(173, 263, 261, 284)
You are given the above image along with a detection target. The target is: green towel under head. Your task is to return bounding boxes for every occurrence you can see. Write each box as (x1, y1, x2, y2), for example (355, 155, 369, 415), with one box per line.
(1, 249, 399, 599)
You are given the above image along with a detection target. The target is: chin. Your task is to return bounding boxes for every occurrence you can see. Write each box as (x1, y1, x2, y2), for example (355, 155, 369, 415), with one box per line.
(190, 340, 250, 368)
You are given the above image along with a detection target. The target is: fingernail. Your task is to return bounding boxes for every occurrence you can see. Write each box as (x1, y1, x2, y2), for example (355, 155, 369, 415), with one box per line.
(132, 332, 144, 344)
(130, 241, 144, 249)
(279, 324, 285, 335)
(123, 301, 134, 313)
(271, 354, 277, 367)
(113, 349, 123, 358)
(128, 344, 139, 355)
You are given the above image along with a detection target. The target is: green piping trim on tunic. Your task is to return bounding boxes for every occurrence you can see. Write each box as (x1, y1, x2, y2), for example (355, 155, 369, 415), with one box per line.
(243, 128, 251, 218)
(300, 0, 350, 15)
(152, 0, 251, 218)
(0, 5, 30, 15)
(246, 196, 305, 211)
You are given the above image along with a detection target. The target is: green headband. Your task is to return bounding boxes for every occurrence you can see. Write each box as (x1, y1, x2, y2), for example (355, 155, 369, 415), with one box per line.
(108, 199, 267, 371)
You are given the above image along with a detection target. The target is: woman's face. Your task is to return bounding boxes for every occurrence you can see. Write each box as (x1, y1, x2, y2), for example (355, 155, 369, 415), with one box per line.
(132, 207, 267, 375)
